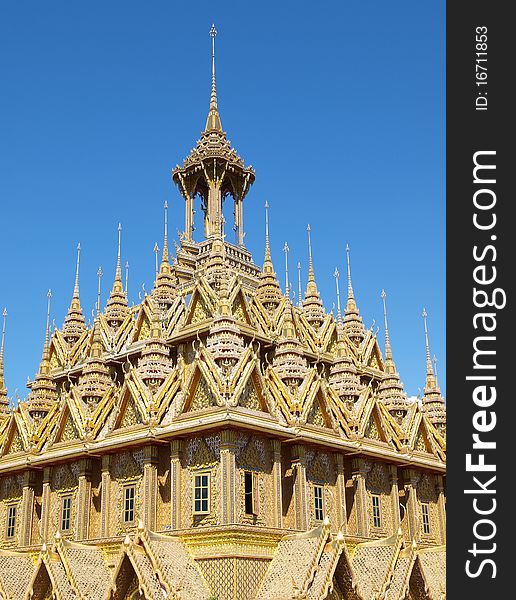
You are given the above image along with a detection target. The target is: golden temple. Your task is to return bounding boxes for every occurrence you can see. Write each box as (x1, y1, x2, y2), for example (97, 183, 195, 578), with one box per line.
(0, 25, 446, 600)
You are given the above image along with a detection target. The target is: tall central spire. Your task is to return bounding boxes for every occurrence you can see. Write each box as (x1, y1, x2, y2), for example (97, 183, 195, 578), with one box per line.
(0, 308, 9, 414)
(105, 224, 129, 328)
(342, 244, 365, 345)
(205, 24, 222, 132)
(152, 201, 177, 310)
(302, 224, 325, 328)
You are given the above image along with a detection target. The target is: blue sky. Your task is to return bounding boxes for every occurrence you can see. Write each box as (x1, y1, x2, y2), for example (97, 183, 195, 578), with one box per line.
(0, 1, 445, 401)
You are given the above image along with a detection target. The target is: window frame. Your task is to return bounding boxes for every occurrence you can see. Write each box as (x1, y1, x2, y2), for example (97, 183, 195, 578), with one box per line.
(371, 494, 382, 528)
(421, 502, 431, 534)
(193, 472, 211, 515)
(123, 485, 136, 524)
(244, 471, 259, 516)
(60, 495, 72, 532)
(6, 504, 17, 539)
(313, 484, 324, 522)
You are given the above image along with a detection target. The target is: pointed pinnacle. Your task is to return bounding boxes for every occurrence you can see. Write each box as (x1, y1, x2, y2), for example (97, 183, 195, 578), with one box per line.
(381, 289, 393, 361)
(307, 224, 315, 283)
(115, 223, 122, 281)
(346, 243, 354, 301)
(1, 308, 7, 358)
(162, 200, 169, 263)
(283, 242, 290, 296)
(73, 243, 81, 299)
(264, 200, 271, 261)
(422, 307, 433, 376)
(45, 289, 52, 348)
(334, 268, 341, 319)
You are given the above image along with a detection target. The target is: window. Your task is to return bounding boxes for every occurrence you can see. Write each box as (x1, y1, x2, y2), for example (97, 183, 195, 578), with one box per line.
(421, 503, 431, 534)
(372, 494, 381, 528)
(314, 485, 324, 522)
(61, 496, 72, 532)
(193, 473, 210, 514)
(244, 471, 259, 515)
(123, 486, 136, 523)
(6, 505, 16, 538)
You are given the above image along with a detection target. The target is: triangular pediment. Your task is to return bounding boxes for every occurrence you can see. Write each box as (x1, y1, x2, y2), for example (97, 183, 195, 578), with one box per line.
(184, 286, 215, 327)
(305, 390, 332, 429)
(362, 402, 388, 443)
(1, 414, 27, 456)
(52, 404, 82, 445)
(229, 284, 253, 325)
(112, 386, 145, 430)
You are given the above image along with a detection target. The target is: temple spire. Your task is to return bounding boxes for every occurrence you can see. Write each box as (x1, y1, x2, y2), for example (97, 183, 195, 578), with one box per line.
(28, 289, 58, 421)
(205, 24, 222, 132)
(96, 267, 103, 315)
(381, 289, 396, 374)
(62, 243, 86, 345)
(256, 201, 282, 312)
(152, 203, 177, 310)
(105, 224, 129, 328)
(307, 224, 315, 284)
(421, 308, 446, 433)
(302, 225, 325, 328)
(422, 308, 438, 389)
(162, 201, 169, 264)
(283, 242, 290, 297)
(297, 262, 302, 307)
(334, 268, 342, 326)
(0, 308, 8, 414)
(342, 244, 365, 344)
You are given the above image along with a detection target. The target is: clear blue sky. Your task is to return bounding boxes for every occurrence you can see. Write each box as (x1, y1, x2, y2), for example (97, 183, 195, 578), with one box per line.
(0, 1, 445, 401)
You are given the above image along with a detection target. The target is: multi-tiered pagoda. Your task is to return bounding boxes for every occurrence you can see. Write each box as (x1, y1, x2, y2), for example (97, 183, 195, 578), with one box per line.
(0, 26, 446, 600)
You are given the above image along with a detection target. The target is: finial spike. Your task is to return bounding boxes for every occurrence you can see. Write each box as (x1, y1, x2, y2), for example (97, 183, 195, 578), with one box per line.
(283, 242, 290, 297)
(422, 308, 434, 376)
(346, 243, 354, 300)
(381, 289, 393, 361)
(153, 242, 159, 279)
(307, 224, 315, 283)
(1, 308, 7, 358)
(96, 267, 103, 315)
(205, 24, 222, 131)
(45, 289, 52, 347)
(116, 223, 122, 281)
(297, 262, 302, 307)
(162, 200, 169, 263)
(334, 268, 341, 319)
(125, 261, 129, 295)
(73, 243, 81, 299)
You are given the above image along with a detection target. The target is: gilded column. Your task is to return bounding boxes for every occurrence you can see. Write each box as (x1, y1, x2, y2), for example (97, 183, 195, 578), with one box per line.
(100, 455, 111, 538)
(40, 467, 51, 543)
(76, 459, 92, 541)
(186, 194, 194, 241)
(335, 454, 347, 533)
(19, 470, 37, 547)
(220, 430, 237, 525)
(272, 439, 283, 528)
(389, 465, 401, 533)
(352, 458, 370, 538)
(143, 445, 159, 531)
(403, 469, 420, 541)
(291, 444, 308, 531)
(170, 440, 182, 530)
(436, 475, 446, 544)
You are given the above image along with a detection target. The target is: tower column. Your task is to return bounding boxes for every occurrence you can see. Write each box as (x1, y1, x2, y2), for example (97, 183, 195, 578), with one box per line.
(185, 194, 194, 240)
(170, 440, 182, 530)
(220, 430, 238, 524)
(403, 468, 421, 541)
(335, 453, 347, 533)
(143, 445, 159, 531)
(291, 444, 309, 531)
(76, 459, 92, 541)
(100, 455, 111, 538)
(436, 475, 446, 544)
(19, 470, 37, 547)
(272, 440, 283, 528)
(235, 196, 244, 245)
(389, 465, 401, 533)
(352, 458, 370, 538)
(40, 467, 51, 543)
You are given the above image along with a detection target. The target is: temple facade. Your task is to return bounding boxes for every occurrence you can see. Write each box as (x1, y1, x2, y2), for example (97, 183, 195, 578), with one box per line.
(0, 27, 446, 600)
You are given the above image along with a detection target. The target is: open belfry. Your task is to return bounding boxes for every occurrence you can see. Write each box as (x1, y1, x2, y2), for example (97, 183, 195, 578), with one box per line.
(0, 26, 446, 600)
